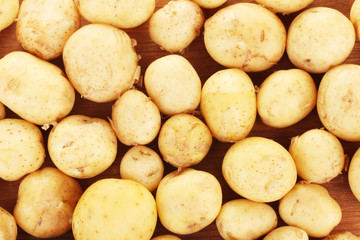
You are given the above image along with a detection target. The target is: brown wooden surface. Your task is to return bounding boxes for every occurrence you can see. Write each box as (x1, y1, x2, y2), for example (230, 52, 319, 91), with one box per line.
(1, 0, 360, 239)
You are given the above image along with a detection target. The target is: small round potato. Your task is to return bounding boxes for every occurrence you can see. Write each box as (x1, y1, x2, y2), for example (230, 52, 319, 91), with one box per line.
(348, 147, 360, 202)
(263, 226, 309, 240)
(0, 118, 45, 181)
(14, 167, 83, 238)
(222, 137, 297, 202)
(351, 0, 360, 40)
(120, 145, 164, 192)
(317, 64, 360, 142)
(192, 0, 227, 9)
(0, 0, 19, 31)
(152, 235, 182, 240)
(289, 129, 345, 184)
(216, 199, 277, 240)
(111, 89, 161, 146)
(287, 7, 355, 74)
(72, 178, 157, 240)
(0, 102, 5, 120)
(200, 68, 256, 142)
(279, 183, 342, 238)
(255, 0, 313, 14)
(48, 115, 117, 179)
(204, 3, 286, 72)
(257, 69, 317, 128)
(149, 0, 204, 53)
(158, 114, 212, 168)
(323, 231, 360, 240)
(144, 54, 201, 116)
(16, 0, 80, 60)
(156, 168, 222, 235)
(63, 23, 138, 103)
(0, 206, 17, 240)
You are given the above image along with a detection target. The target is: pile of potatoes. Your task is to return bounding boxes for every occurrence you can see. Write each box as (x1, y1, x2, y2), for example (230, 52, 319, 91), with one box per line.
(1, 0, 360, 239)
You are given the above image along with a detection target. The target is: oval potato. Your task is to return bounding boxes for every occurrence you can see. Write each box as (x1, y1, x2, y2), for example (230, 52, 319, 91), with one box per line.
(152, 235, 182, 240)
(323, 231, 360, 240)
(348, 147, 360, 202)
(0, 206, 17, 240)
(255, 0, 313, 14)
(0, 103, 5, 120)
(192, 0, 227, 9)
(351, 0, 360, 40)
(0, 0, 19, 31)
(264, 226, 309, 240)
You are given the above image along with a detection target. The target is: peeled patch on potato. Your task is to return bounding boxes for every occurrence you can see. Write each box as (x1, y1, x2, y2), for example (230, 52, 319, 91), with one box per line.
(0, 0, 19, 31)
(255, 0, 313, 14)
(0, 206, 17, 240)
(263, 226, 309, 240)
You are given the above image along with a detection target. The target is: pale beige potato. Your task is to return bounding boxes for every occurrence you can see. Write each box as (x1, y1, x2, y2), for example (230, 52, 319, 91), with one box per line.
(158, 114, 212, 168)
(149, 0, 204, 53)
(323, 231, 360, 240)
(14, 167, 83, 238)
(204, 3, 286, 72)
(279, 183, 342, 238)
(255, 0, 313, 14)
(156, 168, 222, 235)
(0, 103, 5, 120)
(16, 0, 80, 60)
(348, 147, 360, 202)
(257, 69, 317, 128)
(152, 235, 181, 240)
(63, 23, 138, 103)
(192, 0, 227, 9)
(216, 199, 277, 240)
(287, 7, 355, 74)
(200, 68, 256, 142)
(0, 51, 75, 126)
(120, 145, 164, 192)
(111, 89, 161, 146)
(0, 206, 17, 240)
(351, 0, 360, 40)
(0, 0, 19, 31)
(48, 115, 117, 179)
(264, 226, 309, 240)
(74, 0, 155, 29)
(73, 178, 157, 240)
(317, 64, 360, 142)
(144, 54, 201, 116)
(289, 129, 345, 184)
(222, 137, 297, 202)
(0, 118, 45, 181)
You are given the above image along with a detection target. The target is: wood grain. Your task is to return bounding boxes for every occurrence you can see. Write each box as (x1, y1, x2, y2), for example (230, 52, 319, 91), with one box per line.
(1, 0, 360, 239)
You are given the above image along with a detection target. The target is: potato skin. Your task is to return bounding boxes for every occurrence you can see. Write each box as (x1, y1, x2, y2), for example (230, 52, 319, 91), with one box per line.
(0, 0, 19, 31)
(263, 226, 309, 240)
(0, 206, 17, 240)
(255, 0, 313, 14)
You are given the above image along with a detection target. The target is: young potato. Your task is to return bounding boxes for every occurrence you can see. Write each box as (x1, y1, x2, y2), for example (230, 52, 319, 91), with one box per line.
(0, 0, 19, 31)
(348, 147, 360, 202)
(192, 0, 227, 9)
(13, 167, 83, 238)
(257, 69, 317, 128)
(152, 235, 181, 240)
(317, 64, 360, 142)
(0, 51, 75, 126)
(222, 137, 297, 202)
(204, 3, 286, 72)
(287, 7, 355, 74)
(156, 168, 222, 235)
(0, 102, 5, 120)
(149, 0, 204, 53)
(63, 23, 138, 103)
(120, 145, 164, 192)
(323, 231, 360, 240)
(74, 0, 155, 29)
(0, 118, 45, 181)
(200, 68, 256, 142)
(216, 199, 277, 240)
(351, 0, 360, 40)
(16, 0, 80, 60)
(158, 114, 212, 168)
(263, 226, 309, 240)
(144, 54, 201, 116)
(111, 89, 161, 146)
(48, 115, 117, 179)
(0, 206, 17, 240)
(73, 178, 157, 240)
(279, 183, 342, 238)
(255, 0, 313, 14)
(289, 129, 345, 184)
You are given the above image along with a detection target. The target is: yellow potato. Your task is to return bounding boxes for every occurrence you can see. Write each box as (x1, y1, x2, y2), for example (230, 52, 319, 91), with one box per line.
(0, 118, 45, 181)
(0, 0, 19, 31)
(351, 0, 360, 40)
(152, 235, 181, 240)
(0, 102, 5, 120)
(264, 226, 309, 240)
(0, 206, 17, 240)
(192, 0, 227, 9)
(16, 0, 80, 60)
(255, 0, 313, 14)
(348, 147, 360, 202)
(323, 231, 360, 240)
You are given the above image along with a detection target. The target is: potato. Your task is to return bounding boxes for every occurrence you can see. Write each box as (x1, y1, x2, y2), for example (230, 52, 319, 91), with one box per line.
(192, 0, 227, 9)
(156, 168, 222, 235)
(16, 0, 80, 60)
(0, 118, 45, 181)
(348, 147, 360, 202)
(263, 226, 309, 240)
(74, 0, 155, 29)
(0, 51, 75, 126)
(63, 23, 138, 103)
(323, 232, 360, 240)
(149, 0, 204, 53)
(152, 235, 181, 240)
(222, 137, 297, 202)
(158, 114, 212, 168)
(317, 64, 360, 142)
(72, 178, 157, 240)
(200, 68, 256, 142)
(0, 102, 5, 120)
(254, 0, 313, 14)
(13, 167, 83, 238)
(287, 7, 355, 74)
(257, 69, 317, 128)
(144, 54, 201, 116)
(111, 89, 161, 146)
(120, 145, 164, 192)
(216, 199, 277, 240)
(279, 183, 342, 238)
(351, 0, 360, 40)
(204, 3, 286, 72)
(0, 206, 17, 240)
(48, 115, 117, 179)
(289, 129, 345, 184)
(0, 0, 19, 31)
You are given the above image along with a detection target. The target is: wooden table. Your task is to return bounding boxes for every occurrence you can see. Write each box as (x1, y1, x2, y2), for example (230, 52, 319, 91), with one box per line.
(1, 0, 360, 239)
